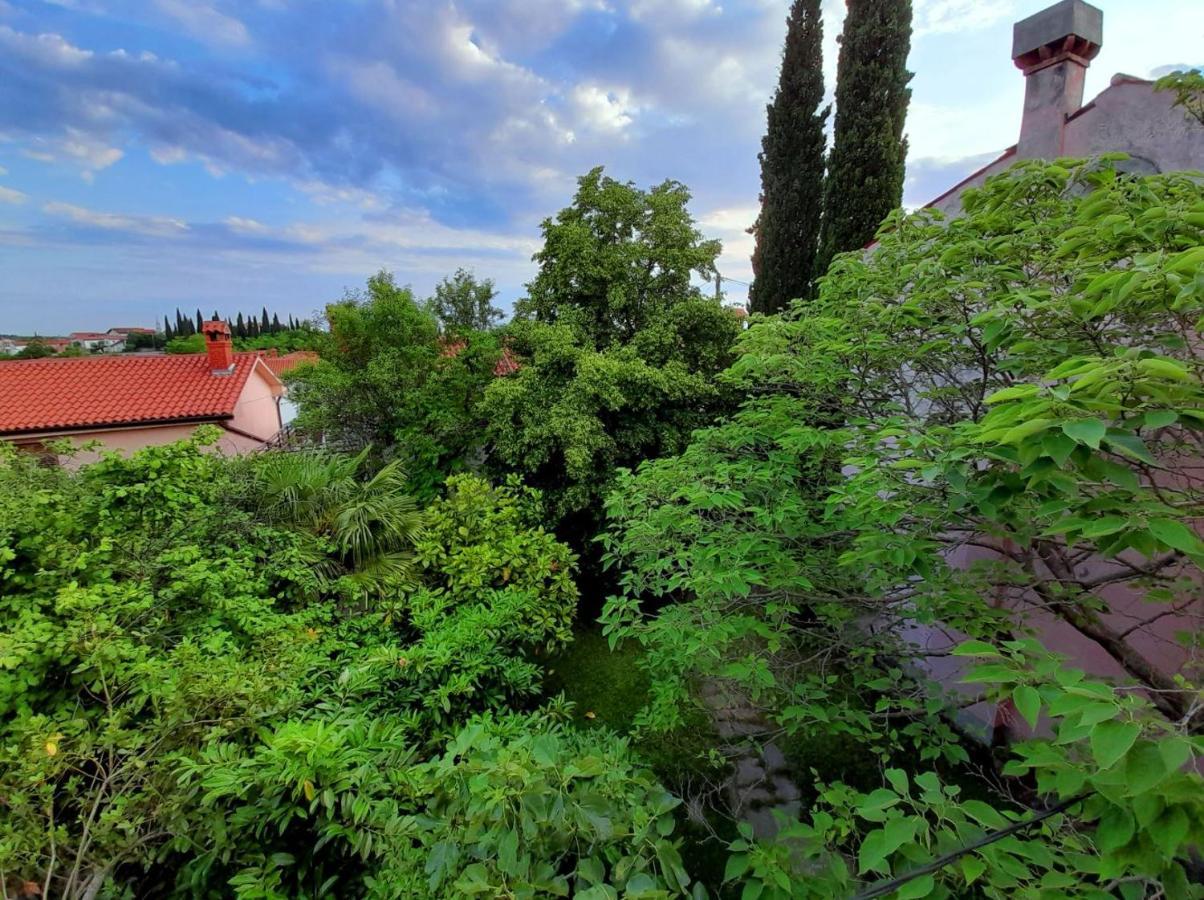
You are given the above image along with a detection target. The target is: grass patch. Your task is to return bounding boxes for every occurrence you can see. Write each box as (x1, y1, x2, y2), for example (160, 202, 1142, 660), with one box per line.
(544, 628, 650, 733)
(544, 629, 727, 787)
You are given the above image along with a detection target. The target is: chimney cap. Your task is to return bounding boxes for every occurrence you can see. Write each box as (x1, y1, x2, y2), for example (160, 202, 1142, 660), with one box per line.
(1012, 0, 1102, 61)
(201, 318, 232, 340)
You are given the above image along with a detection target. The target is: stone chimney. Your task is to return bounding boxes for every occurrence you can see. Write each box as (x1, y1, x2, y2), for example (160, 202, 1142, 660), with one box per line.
(1012, 0, 1103, 159)
(201, 317, 235, 373)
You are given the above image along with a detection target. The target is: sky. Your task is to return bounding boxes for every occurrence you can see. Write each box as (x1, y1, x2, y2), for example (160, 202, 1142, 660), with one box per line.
(0, 0, 1200, 334)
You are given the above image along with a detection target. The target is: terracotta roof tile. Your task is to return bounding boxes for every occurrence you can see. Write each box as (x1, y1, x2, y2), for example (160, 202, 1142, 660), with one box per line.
(0, 352, 272, 435)
(260, 350, 319, 376)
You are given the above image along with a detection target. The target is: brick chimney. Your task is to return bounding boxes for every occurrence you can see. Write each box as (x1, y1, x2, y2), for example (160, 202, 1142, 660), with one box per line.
(201, 317, 235, 374)
(1012, 0, 1102, 159)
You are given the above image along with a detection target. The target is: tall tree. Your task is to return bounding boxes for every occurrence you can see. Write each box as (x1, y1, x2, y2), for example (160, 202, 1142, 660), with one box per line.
(261, 307, 270, 333)
(517, 167, 721, 349)
(748, 0, 829, 314)
(428, 269, 504, 334)
(195, 309, 204, 334)
(818, 0, 913, 268)
(235, 312, 245, 338)
(163, 315, 173, 341)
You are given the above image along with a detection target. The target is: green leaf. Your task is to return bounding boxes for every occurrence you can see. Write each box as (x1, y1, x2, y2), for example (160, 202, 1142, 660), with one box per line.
(1137, 357, 1192, 382)
(986, 384, 1039, 404)
(1147, 518, 1204, 555)
(1104, 431, 1156, 464)
(1149, 807, 1190, 857)
(1124, 741, 1170, 795)
(1011, 685, 1041, 730)
(951, 640, 1001, 657)
(1090, 720, 1141, 770)
(1001, 418, 1056, 444)
(961, 855, 987, 885)
(1096, 806, 1135, 852)
(740, 879, 764, 900)
(896, 874, 935, 899)
(724, 853, 750, 883)
(1062, 419, 1106, 449)
(1143, 410, 1178, 429)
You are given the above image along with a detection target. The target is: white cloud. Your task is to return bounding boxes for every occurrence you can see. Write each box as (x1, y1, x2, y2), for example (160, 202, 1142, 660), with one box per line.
(0, 184, 27, 204)
(42, 201, 189, 237)
(913, 0, 1020, 38)
(571, 84, 637, 133)
(152, 0, 250, 47)
(20, 127, 124, 175)
(224, 215, 269, 234)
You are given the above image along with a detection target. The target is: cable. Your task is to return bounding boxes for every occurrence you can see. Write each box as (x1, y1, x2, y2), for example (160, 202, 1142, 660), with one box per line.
(849, 792, 1089, 900)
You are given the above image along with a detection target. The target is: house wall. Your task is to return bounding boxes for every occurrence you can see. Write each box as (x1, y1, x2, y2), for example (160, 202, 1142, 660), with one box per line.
(1063, 79, 1204, 173)
(11, 422, 263, 468)
(229, 362, 284, 441)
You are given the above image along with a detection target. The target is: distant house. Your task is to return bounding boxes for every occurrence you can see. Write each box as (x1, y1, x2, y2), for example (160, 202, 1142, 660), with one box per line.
(0, 339, 27, 356)
(925, 0, 1203, 217)
(106, 327, 156, 337)
(68, 331, 126, 352)
(0, 319, 288, 464)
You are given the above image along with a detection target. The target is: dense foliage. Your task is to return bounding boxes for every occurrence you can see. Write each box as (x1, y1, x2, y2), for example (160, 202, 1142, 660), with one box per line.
(819, 0, 913, 269)
(288, 271, 502, 496)
(165, 328, 324, 355)
(426, 268, 504, 334)
(0, 432, 689, 897)
(749, 0, 829, 314)
(604, 158, 1204, 896)
(515, 167, 723, 349)
(5, 156, 1203, 899)
(485, 169, 742, 546)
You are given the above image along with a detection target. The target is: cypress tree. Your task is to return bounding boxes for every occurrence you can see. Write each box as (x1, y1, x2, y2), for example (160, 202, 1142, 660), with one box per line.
(235, 312, 245, 338)
(749, 0, 829, 314)
(271, 313, 282, 333)
(164, 316, 173, 341)
(195, 309, 204, 334)
(261, 307, 270, 333)
(819, 0, 913, 269)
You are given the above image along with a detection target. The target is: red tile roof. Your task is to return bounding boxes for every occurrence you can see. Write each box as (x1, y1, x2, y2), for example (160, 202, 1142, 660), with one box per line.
(0, 352, 275, 436)
(260, 350, 319, 376)
(493, 347, 520, 376)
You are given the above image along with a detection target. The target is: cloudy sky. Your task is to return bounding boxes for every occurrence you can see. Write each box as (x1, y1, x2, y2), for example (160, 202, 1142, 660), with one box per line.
(0, 0, 1200, 333)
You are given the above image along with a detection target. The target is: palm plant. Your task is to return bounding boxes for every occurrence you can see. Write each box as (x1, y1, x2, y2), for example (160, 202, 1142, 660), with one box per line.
(255, 449, 423, 600)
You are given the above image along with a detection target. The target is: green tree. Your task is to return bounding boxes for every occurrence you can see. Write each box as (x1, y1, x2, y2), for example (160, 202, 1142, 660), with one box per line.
(818, 0, 912, 268)
(288, 271, 502, 495)
(748, 0, 829, 314)
(13, 338, 56, 359)
(1155, 68, 1204, 126)
(516, 167, 722, 349)
(428, 268, 504, 333)
(485, 170, 739, 552)
(602, 158, 1204, 896)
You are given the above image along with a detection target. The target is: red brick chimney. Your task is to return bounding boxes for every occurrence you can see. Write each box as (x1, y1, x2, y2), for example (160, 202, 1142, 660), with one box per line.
(1012, 0, 1102, 159)
(201, 317, 235, 373)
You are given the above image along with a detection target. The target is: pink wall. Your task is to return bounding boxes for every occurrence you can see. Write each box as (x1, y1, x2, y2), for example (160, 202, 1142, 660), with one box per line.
(229, 360, 284, 441)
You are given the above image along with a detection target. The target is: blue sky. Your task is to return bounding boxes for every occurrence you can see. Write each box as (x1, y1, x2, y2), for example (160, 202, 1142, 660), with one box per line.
(0, 0, 1200, 334)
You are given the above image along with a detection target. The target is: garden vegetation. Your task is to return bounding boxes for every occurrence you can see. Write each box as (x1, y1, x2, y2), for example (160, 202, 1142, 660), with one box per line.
(2, 157, 1202, 898)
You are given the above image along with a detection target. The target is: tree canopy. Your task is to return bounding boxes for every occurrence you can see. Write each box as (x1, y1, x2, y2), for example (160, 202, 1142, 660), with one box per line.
(517, 167, 722, 349)
(427, 268, 504, 334)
